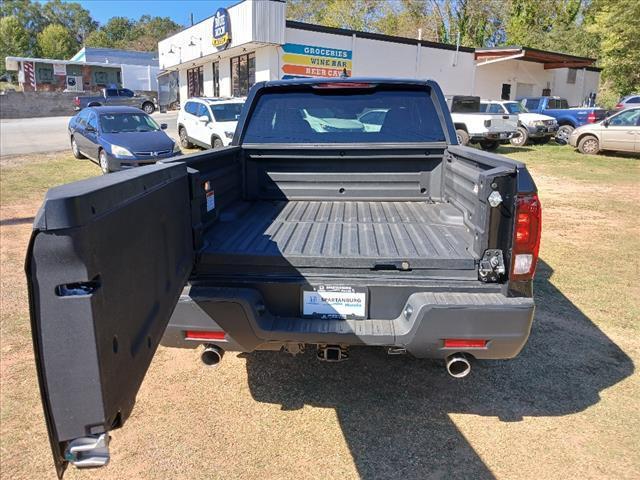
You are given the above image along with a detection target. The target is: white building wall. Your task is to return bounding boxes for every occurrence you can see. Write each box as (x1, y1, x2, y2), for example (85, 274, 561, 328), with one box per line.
(120, 64, 160, 91)
(159, 0, 284, 69)
(202, 63, 214, 97)
(474, 59, 553, 101)
(282, 27, 476, 95)
(255, 45, 278, 82)
(552, 68, 600, 106)
(417, 46, 476, 96)
(218, 58, 232, 97)
(178, 69, 188, 105)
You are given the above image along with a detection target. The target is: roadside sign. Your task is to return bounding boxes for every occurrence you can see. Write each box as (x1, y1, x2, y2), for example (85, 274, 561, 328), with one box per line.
(281, 43, 352, 79)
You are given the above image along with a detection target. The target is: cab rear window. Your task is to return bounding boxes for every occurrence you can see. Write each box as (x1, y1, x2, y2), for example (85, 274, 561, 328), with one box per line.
(242, 88, 446, 144)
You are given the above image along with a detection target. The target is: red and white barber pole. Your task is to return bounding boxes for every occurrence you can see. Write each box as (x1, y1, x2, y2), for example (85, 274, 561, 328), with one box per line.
(22, 61, 36, 90)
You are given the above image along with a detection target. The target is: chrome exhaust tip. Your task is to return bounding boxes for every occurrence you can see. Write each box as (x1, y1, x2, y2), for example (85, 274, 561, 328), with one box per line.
(201, 344, 224, 367)
(445, 353, 471, 378)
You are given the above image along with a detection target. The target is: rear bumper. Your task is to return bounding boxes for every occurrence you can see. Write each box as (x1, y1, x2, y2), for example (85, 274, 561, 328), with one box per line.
(162, 286, 535, 360)
(470, 131, 516, 141)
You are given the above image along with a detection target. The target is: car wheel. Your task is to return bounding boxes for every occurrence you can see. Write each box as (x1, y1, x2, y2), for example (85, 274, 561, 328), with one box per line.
(71, 136, 85, 159)
(479, 140, 500, 151)
(510, 126, 528, 147)
(142, 102, 155, 114)
(179, 127, 193, 148)
(99, 150, 111, 174)
(455, 129, 470, 146)
(578, 135, 600, 155)
(212, 137, 224, 149)
(556, 125, 574, 144)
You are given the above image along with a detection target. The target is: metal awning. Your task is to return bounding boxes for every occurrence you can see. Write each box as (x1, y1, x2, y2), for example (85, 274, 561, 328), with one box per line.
(475, 46, 597, 70)
(5, 56, 124, 71)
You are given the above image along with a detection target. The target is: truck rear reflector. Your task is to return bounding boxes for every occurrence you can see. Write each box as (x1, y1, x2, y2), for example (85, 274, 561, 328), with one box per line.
(185, 330, 226, 341)
(511, 193, 542, 281)
(444, 339, 487, 348)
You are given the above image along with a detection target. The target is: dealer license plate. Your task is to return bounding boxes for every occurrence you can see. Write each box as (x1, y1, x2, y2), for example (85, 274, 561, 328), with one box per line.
(302, 286, 368, 319)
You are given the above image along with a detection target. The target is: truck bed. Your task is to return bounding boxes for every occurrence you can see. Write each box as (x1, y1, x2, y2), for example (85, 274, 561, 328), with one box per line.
(200, 200, 476, 272)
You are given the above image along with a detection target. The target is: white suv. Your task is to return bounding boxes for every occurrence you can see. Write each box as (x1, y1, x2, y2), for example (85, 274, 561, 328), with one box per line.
(177, 97, 245, 149)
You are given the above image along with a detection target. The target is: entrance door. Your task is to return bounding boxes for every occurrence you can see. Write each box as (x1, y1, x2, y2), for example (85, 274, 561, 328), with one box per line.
(501, 83, 511, 100)
(26, 162, 194, 477)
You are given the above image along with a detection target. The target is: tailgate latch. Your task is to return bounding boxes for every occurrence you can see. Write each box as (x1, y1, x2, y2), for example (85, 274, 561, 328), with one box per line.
(478, 249, 505, 283)
(64, 433, 110, 468)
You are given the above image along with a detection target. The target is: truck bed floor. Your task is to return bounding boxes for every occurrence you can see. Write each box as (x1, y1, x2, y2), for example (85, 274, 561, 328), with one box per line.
(201, 201, 475, 271)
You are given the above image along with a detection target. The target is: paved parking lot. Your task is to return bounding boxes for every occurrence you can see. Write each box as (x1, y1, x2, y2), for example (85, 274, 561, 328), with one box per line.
(0, 111, 179, 157)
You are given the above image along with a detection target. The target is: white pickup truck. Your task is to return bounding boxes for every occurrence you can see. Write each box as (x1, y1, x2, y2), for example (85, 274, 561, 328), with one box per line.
(446, 95, 518, 151)
(480, 100, 558, 146)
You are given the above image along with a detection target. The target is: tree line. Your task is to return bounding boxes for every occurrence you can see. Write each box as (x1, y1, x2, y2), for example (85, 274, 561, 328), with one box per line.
(0, 0, 181, 73)
(287, 0, 639, 107)
(1, 0, 637, 106)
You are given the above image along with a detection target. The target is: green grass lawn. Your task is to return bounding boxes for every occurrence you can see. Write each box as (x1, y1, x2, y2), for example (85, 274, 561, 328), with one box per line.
(0, 143, 638, 479)
(0, 153, 100, 206)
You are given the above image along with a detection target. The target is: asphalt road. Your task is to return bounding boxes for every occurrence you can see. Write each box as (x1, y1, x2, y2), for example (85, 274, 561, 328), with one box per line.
(0, 111, 179, 157)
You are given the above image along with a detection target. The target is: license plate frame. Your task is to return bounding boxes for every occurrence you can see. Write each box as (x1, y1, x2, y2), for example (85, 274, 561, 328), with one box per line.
(301, 285, 368, 320)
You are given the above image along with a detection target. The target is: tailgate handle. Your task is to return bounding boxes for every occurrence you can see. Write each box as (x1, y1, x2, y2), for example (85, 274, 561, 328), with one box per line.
(372, 261, 411, 271)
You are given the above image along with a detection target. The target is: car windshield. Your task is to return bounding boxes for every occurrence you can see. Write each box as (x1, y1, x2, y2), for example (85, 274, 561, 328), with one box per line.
(504, 102, 527, 114)
(100, 113, 160, 133)
(243, 88, 446, 144)
(210, 103, 244, 122)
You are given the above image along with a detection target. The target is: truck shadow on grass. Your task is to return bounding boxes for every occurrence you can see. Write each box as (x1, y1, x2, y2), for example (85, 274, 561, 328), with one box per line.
(241, 259, 634, 479)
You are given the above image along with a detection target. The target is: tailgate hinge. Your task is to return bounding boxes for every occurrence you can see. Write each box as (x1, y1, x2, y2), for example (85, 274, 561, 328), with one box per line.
(478, 249, 505, 283)
(64, 433, 110, 469)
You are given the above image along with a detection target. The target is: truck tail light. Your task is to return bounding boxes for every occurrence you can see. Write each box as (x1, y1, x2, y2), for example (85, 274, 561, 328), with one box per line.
(73, 96, 80, 106)
(444, 339, 487, 348)
(185, 330, 226, 341)
(511, 193, 542, 281)
(587, 111, 596, 123)
(312, 82, 373, 89)
(615, 103, 624, 110)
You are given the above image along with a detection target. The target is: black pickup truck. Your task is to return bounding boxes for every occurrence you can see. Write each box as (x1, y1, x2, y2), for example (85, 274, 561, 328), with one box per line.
(26, 78, 541, 477)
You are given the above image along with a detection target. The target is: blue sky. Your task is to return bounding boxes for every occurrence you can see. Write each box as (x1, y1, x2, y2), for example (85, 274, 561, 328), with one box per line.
(55, 0, 237, 26)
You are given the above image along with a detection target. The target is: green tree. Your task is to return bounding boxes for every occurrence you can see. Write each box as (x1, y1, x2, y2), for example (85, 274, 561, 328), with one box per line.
(85, 16, 135, 49)
(125, 15, 181, 51)
(41, 0, 97, 44)
(588, 0, 640, 102)
(0, 16, 30, 76)
(37, 24, 78, 59)
(0, 0, 46, 55)
(287, 0, 385, 31)
(83, 29, 112, 48)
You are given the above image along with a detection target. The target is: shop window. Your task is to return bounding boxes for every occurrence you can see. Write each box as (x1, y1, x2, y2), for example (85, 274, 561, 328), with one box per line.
(231, 52, 255, 97)
(94, 71, 108, 85)
(213, 62, 220, 97)
(187, 66, 204, 97)
(567, 68, 577, 84)
(36, 66, 54, 83)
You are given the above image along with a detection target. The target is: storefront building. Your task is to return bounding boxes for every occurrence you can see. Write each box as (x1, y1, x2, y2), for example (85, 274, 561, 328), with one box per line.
(5, 47, 160, 93)
(158, 0, 599, 108)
